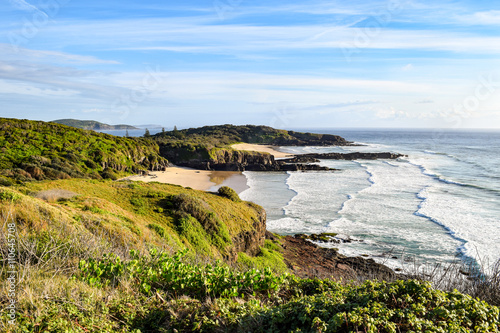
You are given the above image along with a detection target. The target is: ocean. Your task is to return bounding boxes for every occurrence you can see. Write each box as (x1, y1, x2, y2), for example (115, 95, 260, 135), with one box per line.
(239, 129, 500, 273)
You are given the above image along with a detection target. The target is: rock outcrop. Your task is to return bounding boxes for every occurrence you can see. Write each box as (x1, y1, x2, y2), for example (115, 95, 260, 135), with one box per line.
(174, 148, 335, 172)
(282, 152, 405, 161)
(269, 233, 395, 280)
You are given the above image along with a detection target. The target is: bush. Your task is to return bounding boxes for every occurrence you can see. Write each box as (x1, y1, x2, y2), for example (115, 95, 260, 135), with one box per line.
(172, 193, 231, 249)
(0, 189, 22, 202)
(0, 176, 13, 186)
(244, 279, 500, 333)
(147, 223, 166, 238)
(101, 168, 118, 180)
(218, 186, 241, 202)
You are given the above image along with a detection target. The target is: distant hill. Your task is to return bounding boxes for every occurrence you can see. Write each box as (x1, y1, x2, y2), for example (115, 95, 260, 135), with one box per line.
(51, 119, 139, 130)
(155, 124, 350, 147)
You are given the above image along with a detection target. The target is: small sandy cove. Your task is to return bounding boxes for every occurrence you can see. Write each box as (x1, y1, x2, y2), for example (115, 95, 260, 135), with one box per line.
(124, 144, 292, 191)
(231, 143, 294, 158)
(124, 167, 218, 191)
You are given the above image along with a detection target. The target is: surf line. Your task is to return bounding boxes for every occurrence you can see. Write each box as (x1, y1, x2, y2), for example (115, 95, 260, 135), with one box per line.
(413, 186, 476, 266)
(336, 161, 376, 215)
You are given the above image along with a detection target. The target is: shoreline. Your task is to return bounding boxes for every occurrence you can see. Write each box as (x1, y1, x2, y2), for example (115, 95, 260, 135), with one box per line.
(123, 167, 248, 193)
(231, 143, 295, 159)
(123, 143, 295, 192)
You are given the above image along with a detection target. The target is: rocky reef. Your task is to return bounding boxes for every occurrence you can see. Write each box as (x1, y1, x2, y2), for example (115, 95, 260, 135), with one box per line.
(267, 232, 395, 280)
(281, 152, 405, 162)
(173, 149, 404, 172)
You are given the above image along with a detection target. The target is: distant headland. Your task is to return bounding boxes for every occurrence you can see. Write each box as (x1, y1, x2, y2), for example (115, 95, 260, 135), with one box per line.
(51, 118, 139, 130)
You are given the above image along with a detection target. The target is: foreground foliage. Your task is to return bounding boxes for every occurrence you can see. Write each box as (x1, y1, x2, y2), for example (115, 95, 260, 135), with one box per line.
(3, 248, 499, 332)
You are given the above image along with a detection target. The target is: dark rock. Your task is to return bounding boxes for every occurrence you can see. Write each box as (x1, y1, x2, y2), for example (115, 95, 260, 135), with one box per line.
(280, 156, 320, 163)
(275, 234, 395, 280)
(299, 152, 406, 160)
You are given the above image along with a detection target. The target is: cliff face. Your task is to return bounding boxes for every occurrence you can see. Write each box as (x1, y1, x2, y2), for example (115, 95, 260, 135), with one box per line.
(166, 147, 277, 171)
(228, 204, 267, 261)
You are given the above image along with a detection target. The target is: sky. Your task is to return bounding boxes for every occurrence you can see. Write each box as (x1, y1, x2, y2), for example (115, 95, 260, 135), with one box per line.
(1, 0, 500, 129)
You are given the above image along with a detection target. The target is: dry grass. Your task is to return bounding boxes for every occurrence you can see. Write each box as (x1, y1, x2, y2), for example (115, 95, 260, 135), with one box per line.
(33, 189, 79, 202)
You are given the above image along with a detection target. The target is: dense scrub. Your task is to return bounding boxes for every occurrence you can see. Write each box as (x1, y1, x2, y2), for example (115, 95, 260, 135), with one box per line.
(0, 118, 167, 183)
(3, 246, 499, 332)
(154, 124, 348, 165)
(155, 124, 347, 147)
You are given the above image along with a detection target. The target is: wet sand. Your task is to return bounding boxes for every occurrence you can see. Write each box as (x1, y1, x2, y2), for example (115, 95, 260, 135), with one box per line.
(123, 167, 247, 192)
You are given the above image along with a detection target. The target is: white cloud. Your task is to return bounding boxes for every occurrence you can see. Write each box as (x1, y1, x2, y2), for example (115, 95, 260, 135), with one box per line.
(457, 10, 500, 26)
(35, 19, 500, 55)
(375, 107, 409, 119)
(0, 44, 119, 65)
(8, 0, 47, 16)
(402, 64, 414, 71)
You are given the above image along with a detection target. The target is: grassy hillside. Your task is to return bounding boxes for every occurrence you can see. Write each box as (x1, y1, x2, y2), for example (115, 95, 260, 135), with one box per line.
(0, 119, 499, 332)
(1, 179, 498, 332)
(0, 179, 288, 331)
(1, 181, 499, 332)
(51, 119, 139, 130)
(0, 118, 167, 185)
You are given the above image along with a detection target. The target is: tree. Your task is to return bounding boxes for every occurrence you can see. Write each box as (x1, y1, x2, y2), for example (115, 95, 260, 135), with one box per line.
(125, 129, 129, 137)
(144, 128, 151, 137)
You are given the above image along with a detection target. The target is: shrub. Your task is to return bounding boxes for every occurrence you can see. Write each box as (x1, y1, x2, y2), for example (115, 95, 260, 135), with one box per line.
(244, 279, 500, 333)
(148, 223, 166, 238)
(218, 186, 241, 202)
(0, 189, 22, 202)
(101, 168, 118, 180)
(0, 176, 13, 186)
(172, 193, 231, 250)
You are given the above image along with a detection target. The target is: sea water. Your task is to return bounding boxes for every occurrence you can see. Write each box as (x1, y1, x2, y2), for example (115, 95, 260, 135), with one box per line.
(239, 129, 500, 272)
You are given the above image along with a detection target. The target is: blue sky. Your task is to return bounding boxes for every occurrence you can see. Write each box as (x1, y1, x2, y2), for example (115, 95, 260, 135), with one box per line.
(1, 0, 500, 129)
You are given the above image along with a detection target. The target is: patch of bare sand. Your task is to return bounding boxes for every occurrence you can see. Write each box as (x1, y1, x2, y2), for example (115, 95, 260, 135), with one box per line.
(231, 143, 294, 158)
(123, 167, 243, 191)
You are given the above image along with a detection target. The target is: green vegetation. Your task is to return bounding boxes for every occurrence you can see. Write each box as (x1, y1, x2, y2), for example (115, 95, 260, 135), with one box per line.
(0, 118, 499, 332)
(51, 119, 138, 130)
(154, 124, 347, 165)
(0, 118, 167, 183)
(3, 244, 499, 332)
(218, 186, 241, 202)
(155, 124, 346, 147)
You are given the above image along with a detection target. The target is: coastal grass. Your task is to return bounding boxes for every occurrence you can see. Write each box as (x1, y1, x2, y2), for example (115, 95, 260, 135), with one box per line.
(1, 179, 499, 332)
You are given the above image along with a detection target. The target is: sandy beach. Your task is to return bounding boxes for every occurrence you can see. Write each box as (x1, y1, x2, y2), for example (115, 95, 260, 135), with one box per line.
(231, 143, 295, 159)
(124, 167, 247, 192)
(124, 144, 292, 192)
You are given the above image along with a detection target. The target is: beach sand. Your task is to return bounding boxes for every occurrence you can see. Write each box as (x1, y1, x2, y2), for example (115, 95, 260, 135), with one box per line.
(124, 167, 247, 192)
(124, 143, 292, 192)
(231, 143, 294, 159)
